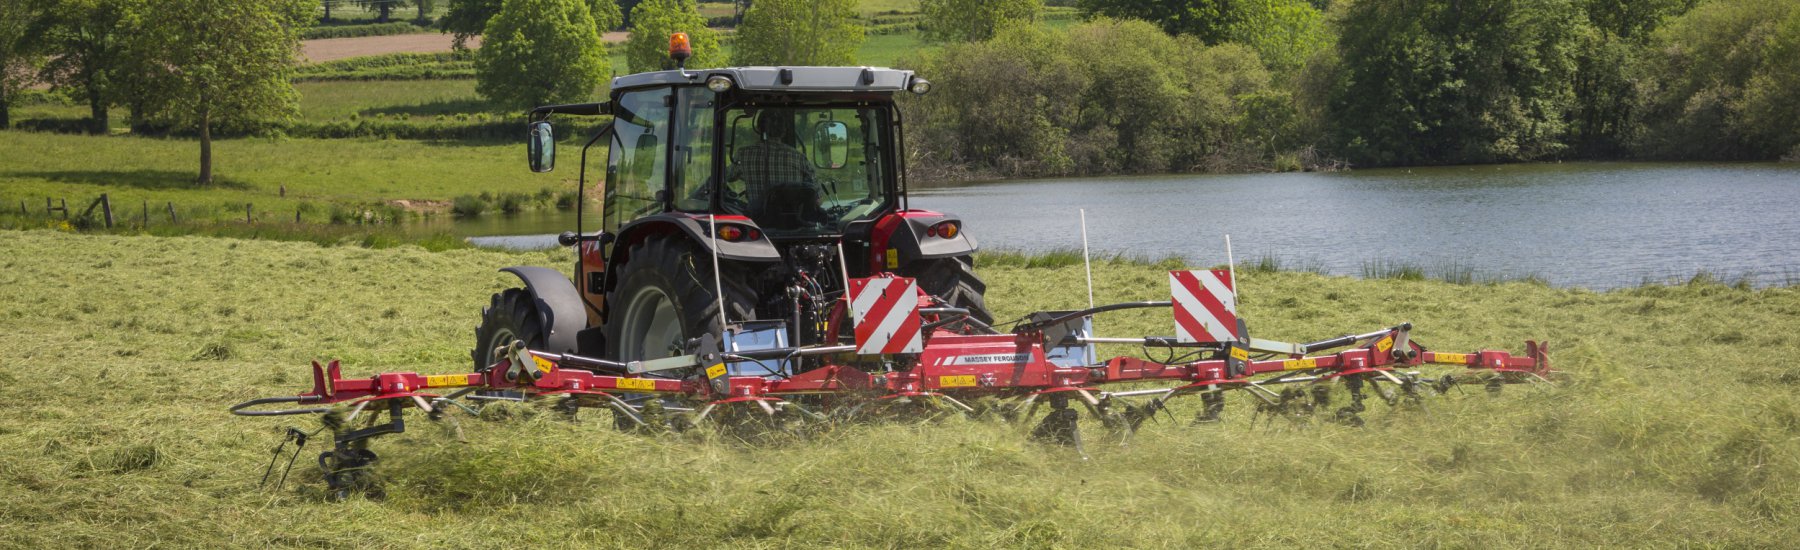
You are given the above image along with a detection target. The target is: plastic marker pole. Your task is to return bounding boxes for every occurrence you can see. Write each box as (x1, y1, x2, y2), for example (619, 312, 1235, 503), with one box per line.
(1225, 234, 1239, 302)
(1081, 209, 1095, 310)
(710, 214, 727, 335)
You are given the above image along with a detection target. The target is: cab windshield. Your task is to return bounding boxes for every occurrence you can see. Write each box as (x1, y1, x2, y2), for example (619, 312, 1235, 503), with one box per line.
(699, 106, 892, 237)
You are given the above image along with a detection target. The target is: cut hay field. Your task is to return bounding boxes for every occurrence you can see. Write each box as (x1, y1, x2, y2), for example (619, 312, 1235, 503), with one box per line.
(1, 230, 1797, 547)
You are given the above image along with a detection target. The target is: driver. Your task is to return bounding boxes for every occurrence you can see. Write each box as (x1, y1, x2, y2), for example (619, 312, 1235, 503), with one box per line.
(729, 110, 815, 189)
(726, 110, 828, 226)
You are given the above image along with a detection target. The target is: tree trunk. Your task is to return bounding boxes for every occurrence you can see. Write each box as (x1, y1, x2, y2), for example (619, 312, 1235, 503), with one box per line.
(0, 87, 10, 130)
(323, 1, 332, 22)
(198, 110, 213, 186)
(87, 86, 109, 135)
(378, 3, 392, 22)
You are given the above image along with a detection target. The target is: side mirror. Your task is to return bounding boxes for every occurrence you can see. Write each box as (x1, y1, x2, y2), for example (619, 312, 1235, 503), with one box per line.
(527, 121, 555, 173)
(810, 121, 848, 169)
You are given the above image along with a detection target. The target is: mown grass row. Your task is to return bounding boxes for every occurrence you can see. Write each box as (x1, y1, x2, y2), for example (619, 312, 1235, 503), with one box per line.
(0, 230, 1795, 546)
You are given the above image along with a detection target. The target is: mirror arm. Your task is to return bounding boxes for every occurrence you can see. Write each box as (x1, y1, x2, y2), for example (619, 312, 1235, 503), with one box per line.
(529, 102, 612, 121)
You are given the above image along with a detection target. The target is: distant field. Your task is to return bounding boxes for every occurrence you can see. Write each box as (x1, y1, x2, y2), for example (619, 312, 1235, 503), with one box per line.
(0, 231, 1794, 546)
(0, 132, 566, 225)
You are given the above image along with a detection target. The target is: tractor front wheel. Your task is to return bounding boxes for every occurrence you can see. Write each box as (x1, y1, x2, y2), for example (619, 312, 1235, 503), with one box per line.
(472, 288, 546, 372)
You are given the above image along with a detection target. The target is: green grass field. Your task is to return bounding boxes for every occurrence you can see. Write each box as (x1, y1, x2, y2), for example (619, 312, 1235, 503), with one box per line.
(0, 230, 1794, 546)
(0, 131, 576, 226)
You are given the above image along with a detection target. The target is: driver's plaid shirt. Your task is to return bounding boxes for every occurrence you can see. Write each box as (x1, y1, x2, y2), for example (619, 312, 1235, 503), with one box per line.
(729, 141, 816, 191)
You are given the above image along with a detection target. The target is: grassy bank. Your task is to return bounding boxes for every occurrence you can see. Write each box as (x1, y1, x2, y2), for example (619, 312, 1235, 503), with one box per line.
(0, 230, 1795, 546)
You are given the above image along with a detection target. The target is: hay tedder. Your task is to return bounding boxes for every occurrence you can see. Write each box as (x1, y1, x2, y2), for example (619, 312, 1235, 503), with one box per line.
(231, 36, 1553, 498)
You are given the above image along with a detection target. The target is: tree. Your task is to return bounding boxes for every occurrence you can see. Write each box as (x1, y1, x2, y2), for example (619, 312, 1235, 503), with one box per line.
(0, 0, 50, 129)
(1224, 0, 1328, 74)
(415, 0, 438, 23)
(41, 0, 145, 134)
(1076, 0, 1243, 44)
(476, 0, 610, 108)
(1326, 0, 1583, 166)
(730, 0, 862, 66)
(137, 0, 309, 186)
(624, 0, 721, 73)
(440, 0, 619, 48)
(920, 0, 1041, 42)
(355, 0, 407, 22)
(1633, 0, 1797, 159)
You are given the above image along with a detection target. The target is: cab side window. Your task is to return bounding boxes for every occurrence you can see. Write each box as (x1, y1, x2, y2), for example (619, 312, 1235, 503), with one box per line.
(605, 88, 672, 231)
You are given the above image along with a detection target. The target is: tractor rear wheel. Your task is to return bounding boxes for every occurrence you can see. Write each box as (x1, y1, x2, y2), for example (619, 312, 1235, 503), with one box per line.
(604, 233, 758, 364)
(903, 255, 995, 325)
(471, 288, 546, 372)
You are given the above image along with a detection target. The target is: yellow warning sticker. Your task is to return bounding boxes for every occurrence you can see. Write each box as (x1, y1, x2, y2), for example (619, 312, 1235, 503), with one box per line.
(1434, 353, 1471, 364)
(1229, 347, 1249, 362)
(532, 355, 555, 373)
(939, 375, 977, 388)
(885, 248, 899, 269)
(1282, 358, 1317, 371)
(706, 363, 727, 379)
(1375, 337, 1394, 354)
(616, 378, 656, 391)
(425, 374, 475, 388)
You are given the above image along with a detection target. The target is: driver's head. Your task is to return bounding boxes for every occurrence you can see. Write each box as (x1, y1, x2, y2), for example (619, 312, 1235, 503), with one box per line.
(754, 110, 797, 144)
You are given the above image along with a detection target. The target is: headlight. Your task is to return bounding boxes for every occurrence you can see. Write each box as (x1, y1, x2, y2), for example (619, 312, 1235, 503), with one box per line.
(908, 78, 931, 95)
(706, 75, 734, 93)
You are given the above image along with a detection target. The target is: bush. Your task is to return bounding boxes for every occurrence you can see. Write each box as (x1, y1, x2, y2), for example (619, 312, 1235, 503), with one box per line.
(450, 195, 489, 217)
(300, 21, 434, 40)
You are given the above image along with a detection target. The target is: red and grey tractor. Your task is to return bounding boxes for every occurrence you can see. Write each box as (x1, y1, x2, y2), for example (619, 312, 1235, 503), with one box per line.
(474, 39, 989, 373)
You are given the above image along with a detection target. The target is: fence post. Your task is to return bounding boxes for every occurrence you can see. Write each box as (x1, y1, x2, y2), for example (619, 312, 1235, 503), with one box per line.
(246, 203, 253, 223)
(167, 202, 177, 224)
(17, 200, 24, 216)
(59, 198, 67, 219)
(100, 194, 114, 228)
(295, 206, 302, 223)
(142, 200, 148, 227)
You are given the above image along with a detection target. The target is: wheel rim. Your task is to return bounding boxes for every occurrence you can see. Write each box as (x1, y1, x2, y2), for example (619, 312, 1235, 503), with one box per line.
(620, 284, 683, 361)
(482, 327, 516, 368)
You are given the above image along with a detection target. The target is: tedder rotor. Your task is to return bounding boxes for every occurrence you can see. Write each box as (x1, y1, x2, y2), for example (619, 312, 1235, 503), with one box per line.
(230, 36, 1554, 499)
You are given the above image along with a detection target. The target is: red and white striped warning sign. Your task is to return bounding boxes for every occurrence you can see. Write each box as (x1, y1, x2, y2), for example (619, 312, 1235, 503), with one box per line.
(1171, 270, 1238, 344)
(849, 276, 924, 355)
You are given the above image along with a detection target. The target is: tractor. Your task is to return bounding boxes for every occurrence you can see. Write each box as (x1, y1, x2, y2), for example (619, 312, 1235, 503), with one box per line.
(473, 35, 991, 373)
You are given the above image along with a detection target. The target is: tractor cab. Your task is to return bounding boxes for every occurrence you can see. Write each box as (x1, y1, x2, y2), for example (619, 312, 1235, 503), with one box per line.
(495, 34, 984, 367)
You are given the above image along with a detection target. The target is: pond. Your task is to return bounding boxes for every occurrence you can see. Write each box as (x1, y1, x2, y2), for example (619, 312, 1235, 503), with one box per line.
(459, 162, 1800, 290)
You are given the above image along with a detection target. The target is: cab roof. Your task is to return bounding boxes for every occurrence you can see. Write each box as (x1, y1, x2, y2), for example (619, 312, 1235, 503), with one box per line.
(611, 66, 918, 93)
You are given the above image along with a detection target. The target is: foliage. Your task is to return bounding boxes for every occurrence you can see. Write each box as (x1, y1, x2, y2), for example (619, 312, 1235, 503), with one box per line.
(1632, 0, 1800, 160)
(907, 19, 1279, 179)
(0, 0, 50, 129)
(300, 21, 435, 40)
(920, 0, 1042, 42)
(440, 0, 620, 49)
(1076, 0, 1244, 43)
(40, 0, 146, 134)
(134, 0, 310, 186)
(1325, 0, 1584, 166)
(295, 51, 478, 82)
(3, 230, 1800, 546)
(353, 0, 411, 22)
(439, 0, 503, 48)
(1225, 0, 1329, 75)
(730, 0, 864, 66)
(475, 0, 611, 109)
(624, 0, 722, 73)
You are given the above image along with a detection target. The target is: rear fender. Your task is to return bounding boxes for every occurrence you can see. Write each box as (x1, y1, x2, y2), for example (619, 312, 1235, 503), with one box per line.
(498, 266, 585, 355)
(869, 210, 979, 272)
(611, 213, 782, 268)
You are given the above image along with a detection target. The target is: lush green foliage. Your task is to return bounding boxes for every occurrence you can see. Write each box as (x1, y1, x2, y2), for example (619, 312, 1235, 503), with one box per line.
(294, 52, 478, 82)
(134, 0, 311, 185)
(299, 21, 436, 40)
(730, 0, 864, 66)
(1323, 0, 1583, 166)
(2, 230, 1797, 546)
(920, 0, 1042, 42)
(906, 19, 1287, 178)
(39, 0, 146, 134)
(1077, 0, 1244, 43)
(475, 0, 612, 109)
(624, 0, 722, 72)
(0, 0, 49, 129)
(1632, 0, 1800, 160)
